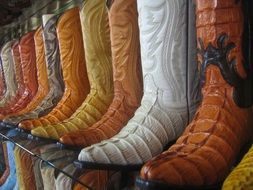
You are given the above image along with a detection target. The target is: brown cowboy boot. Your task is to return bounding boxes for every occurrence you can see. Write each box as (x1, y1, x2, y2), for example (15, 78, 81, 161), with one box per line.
(137, 0, 253, 189)
(59, 0, 143, 147)
(0, 31, 38, 117)
(3, 26, 49, 124)
(19, 8, 90, 129)
(30, 0, 114, 140)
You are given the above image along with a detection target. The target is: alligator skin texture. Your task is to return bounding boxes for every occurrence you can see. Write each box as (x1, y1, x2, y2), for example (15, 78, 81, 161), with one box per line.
(0, 41, 18, 107)
(222, 145, 253, 189)
(17, 14, 65, 128)
(19, 8, 90, 133)
(77, 0, 200, 165)
(59, 0, 143, 147)
(0, 143, 10, 186)
(30, 0, 114, 140)
(0, 56, 6, 100)
(138, 0, 253, 187)
(0, 31, 38, 117)
(3, 27, 49, 124)
(72, 170, 120, 190)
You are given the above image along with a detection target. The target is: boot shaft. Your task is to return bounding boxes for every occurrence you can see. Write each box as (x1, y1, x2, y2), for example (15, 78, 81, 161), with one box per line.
(18, 31, 38, 97)
(0, 41, 18, 97)
(34, 27, 49, 94)
(137, 0, 199, 109)
(11, 41, 24, 91)
(196, 0, 253, 108)
(80, 0, 113, 95)
(56, 7, 89, 95)
(42, 14, 65, 95)
(108, 0, 143, 106)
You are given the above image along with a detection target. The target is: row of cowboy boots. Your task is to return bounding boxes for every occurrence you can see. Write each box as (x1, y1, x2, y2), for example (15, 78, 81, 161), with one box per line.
(0, 0, 252, 189)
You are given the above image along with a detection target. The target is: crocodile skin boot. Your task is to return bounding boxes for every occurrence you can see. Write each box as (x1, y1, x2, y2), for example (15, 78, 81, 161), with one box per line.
(0, 41, 18, 107)
(18, 14, 65, 129)
(30, 0, 114, 140)
(59, 0, 143, 147)
(136, 0, 253, 189)
(0, 31, 38, 117)
(20, 8, 90, 132)
(77, 0, 200, 168)
(0, 56, 6, 100)
(3, 26, 49, 124)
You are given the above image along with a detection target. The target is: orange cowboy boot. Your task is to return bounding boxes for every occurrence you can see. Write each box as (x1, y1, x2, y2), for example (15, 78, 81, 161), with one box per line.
(136, 0, 253, 189)
(59, 0, 143, 147)
(3, 26, 49, 125)
(29, 0, 114, 140)
(19, 7, 90, 130)
(0, 30, 38, 117)
(16, 14, 65, 127)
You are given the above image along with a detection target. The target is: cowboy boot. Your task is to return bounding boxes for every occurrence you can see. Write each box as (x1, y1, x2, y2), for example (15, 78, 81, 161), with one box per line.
(0, 41, 26, 111)
(19, 7, 90, 131)
(17, 14, 65, 128)
(76, 0, 200, 168)
(59, 0, 143, 147)
(0, 56, 6, 100)
(0, 41, 18, 108)
(3, 26, 49, 124)
(136, 0, 253, 189)
(30, 0, 114, 140)
(0, 31, 38, 117)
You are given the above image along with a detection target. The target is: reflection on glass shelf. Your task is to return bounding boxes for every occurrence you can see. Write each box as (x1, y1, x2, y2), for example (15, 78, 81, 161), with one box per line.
(0, 127, 93, 190)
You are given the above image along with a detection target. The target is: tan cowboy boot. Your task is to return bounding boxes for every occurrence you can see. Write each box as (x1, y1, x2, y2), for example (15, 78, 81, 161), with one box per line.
(19, 8, 90, 130)
(0, 55, 6, 100)
(30, 0, 114, 140)
(59, 0, 143, 147)
(137, 0, 253, 189)
(3, 26, 49, 124)
(17, 14, 65, 128)
(0, 40, 18, 108)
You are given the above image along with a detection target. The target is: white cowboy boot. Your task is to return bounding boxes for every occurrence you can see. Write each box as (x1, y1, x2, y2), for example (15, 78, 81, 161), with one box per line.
(78, 0, 200, 166)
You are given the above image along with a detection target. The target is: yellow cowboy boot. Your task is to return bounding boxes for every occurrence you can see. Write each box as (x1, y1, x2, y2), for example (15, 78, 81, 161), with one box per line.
(59, 0, 143, 147)
(3, 26, 49, 124)
(222, 145, 253, 190)
(31, 0, 114, 140)
(19, 7, 90, 131)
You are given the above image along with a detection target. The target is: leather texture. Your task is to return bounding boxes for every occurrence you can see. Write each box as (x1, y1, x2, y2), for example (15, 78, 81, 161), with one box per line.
(0, 55, 6, 100)
(0, 31, 38, 117)
(4, 26, 49, 124)
(18, 14, 65, 129)
(222, 145, 253, 189)
(0, 143, 9, 186)
(0, 142, 17, 190)
(78, 0, 199, 165)
(21, 8, 90, 133)
(30, 0, 114, 140)
(60, 0, 143, 147)
(138, 0, 253, 187)
(0, 41, 18, 107)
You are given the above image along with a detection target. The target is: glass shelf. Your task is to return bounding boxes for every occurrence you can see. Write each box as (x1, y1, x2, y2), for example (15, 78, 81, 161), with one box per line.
(0, 125, 93, 190)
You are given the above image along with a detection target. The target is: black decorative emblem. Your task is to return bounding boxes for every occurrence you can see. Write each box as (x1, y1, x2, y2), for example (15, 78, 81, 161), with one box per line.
(197, 33, 246, 107)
